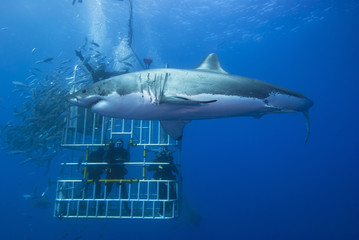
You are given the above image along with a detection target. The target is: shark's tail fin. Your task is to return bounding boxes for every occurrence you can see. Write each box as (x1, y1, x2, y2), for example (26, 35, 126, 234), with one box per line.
(302, 110, 311, 144)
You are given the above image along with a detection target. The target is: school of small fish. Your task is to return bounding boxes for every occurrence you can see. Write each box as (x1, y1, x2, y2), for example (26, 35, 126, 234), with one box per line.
(1, 40, 123, 168)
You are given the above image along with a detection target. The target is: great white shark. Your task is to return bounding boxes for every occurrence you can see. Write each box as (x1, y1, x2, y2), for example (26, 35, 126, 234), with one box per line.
(67, 53, 313, 142)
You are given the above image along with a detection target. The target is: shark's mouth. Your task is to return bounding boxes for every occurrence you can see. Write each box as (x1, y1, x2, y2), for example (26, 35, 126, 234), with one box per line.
(68, 95, 103, 108)
(89, 98, 102, 108)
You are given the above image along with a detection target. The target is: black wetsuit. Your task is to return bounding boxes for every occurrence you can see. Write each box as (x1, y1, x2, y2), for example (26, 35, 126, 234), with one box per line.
(84, 148, 105, 198)
(149, 152, 178, 215)
(105, 144, 130, 198)
(75, 50, 128, 82)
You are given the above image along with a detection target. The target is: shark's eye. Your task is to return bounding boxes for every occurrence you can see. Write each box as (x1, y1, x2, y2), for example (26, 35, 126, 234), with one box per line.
(82, 89, 86, 93)
(264, 99, 269, 104)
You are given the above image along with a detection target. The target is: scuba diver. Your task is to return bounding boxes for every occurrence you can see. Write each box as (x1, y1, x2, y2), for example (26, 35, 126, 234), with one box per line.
(148, 147, 178, 216)
(83, 147, 105, 198)
(75, 50, 129, 82)
(149, 147, 178, 180)
(143, 58, 153, 69)
(104, 139, 131, 214)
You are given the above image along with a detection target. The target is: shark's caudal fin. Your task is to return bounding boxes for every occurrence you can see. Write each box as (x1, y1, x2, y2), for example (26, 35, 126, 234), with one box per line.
(302, 110, 311, 144)
(160, 120, 191, 140)
(195, 53, 228, 74)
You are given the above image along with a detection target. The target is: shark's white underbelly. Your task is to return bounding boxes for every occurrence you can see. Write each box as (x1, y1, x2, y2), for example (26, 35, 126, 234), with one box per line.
(91, 92, 268, 120)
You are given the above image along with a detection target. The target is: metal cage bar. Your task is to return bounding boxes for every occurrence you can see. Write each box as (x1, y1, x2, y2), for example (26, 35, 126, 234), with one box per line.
(57, 106, 182, 219)
(54, 180, 179, 219)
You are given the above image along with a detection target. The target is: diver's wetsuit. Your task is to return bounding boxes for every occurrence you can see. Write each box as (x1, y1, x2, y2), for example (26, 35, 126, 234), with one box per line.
(84, 147, 105, 198)
(75, 50, 128, 82)
(149, 150, 178, 215)
(104, 142, 131, 213)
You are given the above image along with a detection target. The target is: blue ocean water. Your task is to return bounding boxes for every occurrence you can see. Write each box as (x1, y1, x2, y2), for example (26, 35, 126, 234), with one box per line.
(0, 0, 358, 240)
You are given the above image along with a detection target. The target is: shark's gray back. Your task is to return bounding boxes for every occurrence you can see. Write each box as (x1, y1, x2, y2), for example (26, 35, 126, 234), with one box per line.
(129, 68, 306, 100)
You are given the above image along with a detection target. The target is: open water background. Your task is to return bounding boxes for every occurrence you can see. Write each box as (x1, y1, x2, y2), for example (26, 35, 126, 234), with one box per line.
(0, 1, 358, 239)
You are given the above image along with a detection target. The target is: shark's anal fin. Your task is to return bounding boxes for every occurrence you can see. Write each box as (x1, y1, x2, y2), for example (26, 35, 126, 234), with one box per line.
(160, 120, 191, 140)
(161, 96, 217, 105)
(302, 110, 311, 144)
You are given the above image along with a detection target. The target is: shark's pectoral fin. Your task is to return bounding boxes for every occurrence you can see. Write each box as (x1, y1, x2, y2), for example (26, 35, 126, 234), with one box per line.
(302, 110, 311, 144)
(264, 104, 282, 111)
(161, 96, 217, 105)
(160, 120, 191, 140)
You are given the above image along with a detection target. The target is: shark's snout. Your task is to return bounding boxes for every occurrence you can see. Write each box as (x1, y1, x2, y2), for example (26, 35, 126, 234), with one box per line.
(67, 96, 78, 104)
(66, 93, 82, 106)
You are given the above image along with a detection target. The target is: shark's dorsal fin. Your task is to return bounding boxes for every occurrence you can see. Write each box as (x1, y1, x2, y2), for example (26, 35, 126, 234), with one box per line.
(195, 53, 228, 74)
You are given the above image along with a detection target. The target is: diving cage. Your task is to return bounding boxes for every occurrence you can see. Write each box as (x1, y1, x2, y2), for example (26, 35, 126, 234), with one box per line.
(54, 105, 182, 219)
